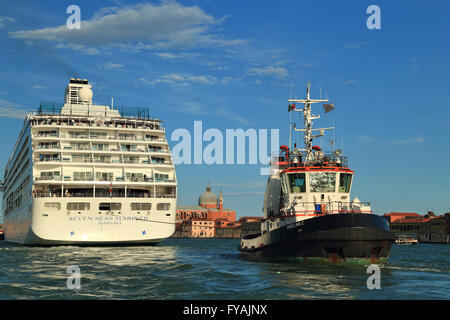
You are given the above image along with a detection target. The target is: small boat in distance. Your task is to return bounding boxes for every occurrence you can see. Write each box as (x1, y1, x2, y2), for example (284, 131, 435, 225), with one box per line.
(395, 235, 418, 245)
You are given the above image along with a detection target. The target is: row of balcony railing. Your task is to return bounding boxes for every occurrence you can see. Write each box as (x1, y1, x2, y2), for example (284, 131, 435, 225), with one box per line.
(34, 157, 173, 165)
(34, 176, 176, 183)
(33, 192, 176, 198)
(33, 133, 166, 142)
(32, 120, 164, 132)
(34, 145, 170, 153)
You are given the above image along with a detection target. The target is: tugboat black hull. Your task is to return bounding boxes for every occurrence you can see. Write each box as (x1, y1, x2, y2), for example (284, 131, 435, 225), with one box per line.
(239, 213, 395, 265)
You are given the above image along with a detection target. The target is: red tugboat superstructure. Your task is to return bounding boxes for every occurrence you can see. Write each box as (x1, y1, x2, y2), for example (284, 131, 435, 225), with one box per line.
(239, 83, 395, 265)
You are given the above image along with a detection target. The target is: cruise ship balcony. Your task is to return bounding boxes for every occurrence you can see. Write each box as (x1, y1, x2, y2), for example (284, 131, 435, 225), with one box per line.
(33, 185, 176, 198)
(34, 175, 176, 184)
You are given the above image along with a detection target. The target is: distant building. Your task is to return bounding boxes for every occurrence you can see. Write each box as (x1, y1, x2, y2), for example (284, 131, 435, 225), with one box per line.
(384, 212, 429, 237)
(384, 212, 425, 224)
(384, 212, 450, 244)
(174, 183, 239, 238)
(191, 219, 216, 238)
(419, 213, 450, 243)
(239, 216, 264, 238)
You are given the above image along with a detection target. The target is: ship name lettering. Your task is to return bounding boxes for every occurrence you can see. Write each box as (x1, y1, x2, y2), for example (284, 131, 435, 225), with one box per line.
(67, 215, 152, 226)
(286, 220, 304, 230)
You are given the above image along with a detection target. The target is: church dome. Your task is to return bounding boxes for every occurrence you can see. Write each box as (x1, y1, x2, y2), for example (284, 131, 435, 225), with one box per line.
(198, 184, 217, 205)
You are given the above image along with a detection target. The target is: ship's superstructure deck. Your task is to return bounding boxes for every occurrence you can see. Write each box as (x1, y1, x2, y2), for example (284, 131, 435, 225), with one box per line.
(29, 113, 175, 200)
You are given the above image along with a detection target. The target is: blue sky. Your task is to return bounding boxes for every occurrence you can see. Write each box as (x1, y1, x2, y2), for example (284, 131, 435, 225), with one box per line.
(0, 0, 449, 219)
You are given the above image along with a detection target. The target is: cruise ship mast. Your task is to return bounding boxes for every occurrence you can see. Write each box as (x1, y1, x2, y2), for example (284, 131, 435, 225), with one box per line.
(288, 82, 334, 164)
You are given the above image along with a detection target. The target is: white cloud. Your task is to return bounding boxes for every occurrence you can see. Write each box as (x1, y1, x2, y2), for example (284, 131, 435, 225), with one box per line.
(140, 73, 217, 86)
(247, 66, 288, 78)
(154, 52, 201, 60)
(391, 136, 425, 145)
(55, 43, 101, 55)
(98, 62, 124, 70)
(187, 75, 217, 85)
(221, 76, 233, 85)
(0, 16, 15, 28)
(344, 80, 357, 85)
(0, 98, 28, 119)
(356, 134, 374, 144)
(343, 42, 368, 49)
(10, 2, 246, 50)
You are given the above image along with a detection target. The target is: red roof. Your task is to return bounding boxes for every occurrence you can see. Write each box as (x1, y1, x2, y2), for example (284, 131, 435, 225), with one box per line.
(240, 216, 264, 221)
(386, 212, 420, 217)
(393, 218, 430, 223)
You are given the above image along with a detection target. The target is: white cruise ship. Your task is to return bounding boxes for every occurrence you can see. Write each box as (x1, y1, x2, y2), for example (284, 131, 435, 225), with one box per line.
(2, 78, 177, 245)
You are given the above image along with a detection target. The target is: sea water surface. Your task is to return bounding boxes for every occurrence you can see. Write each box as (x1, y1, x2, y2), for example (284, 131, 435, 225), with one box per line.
(0, 239, 448, 299)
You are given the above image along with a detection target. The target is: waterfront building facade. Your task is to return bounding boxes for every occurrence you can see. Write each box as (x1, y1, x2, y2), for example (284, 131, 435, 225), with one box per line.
(384, 212, 450, 244)
(174, 183, 239, 238)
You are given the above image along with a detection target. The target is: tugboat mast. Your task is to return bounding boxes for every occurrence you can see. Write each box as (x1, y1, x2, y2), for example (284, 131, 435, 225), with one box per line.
(288, 82, 334, 163)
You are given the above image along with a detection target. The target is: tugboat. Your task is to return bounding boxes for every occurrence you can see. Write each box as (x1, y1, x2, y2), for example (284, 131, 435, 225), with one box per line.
(239, 83, 395, 265)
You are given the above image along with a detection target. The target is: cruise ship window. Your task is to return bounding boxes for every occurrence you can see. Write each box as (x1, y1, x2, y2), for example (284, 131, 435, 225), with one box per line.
(131, 203, 152, 210)
(99, 203, 121, 211)
(157, 203, 170, 210)
(44, 202, 61, 210)
(96, 172, 113, 181)
(155, 173, 169, 181)
(90, 132, 107, 139)
(126, 172, 143, 181)
(288, 173, 306, 193)
(67, 202, 90, 210)
(69, 131, 88, 138)
(92, 143, 108, 151)
(73, 172, 92, 181)
(41, 171, 60, 179)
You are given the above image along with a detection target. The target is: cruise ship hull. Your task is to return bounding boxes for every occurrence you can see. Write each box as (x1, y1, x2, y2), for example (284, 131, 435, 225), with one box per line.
(4, 198, 176, 246)
(239, 214, 395, 265)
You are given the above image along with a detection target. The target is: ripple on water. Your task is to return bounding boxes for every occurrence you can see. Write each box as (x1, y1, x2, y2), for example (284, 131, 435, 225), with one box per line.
(0, 239, 449, 299)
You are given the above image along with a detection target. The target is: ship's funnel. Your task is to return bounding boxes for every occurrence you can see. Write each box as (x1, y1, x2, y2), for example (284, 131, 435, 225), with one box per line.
(64, 78, 93, 105)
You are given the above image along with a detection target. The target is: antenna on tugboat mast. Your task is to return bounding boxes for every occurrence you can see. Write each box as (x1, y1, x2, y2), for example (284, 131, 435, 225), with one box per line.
(332, 116, 336, 153)
(288, 82, 334, 163)
(289, 81, 293, 153)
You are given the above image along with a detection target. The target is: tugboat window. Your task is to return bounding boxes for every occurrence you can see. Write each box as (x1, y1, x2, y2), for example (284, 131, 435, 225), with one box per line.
(339, 173, 352, 193)
(309, 172, 336, 192)
(288, 173, 306, 193)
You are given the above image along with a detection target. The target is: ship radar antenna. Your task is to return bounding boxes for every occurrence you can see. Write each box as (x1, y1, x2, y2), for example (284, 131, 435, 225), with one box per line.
(288, 82, 335, 163)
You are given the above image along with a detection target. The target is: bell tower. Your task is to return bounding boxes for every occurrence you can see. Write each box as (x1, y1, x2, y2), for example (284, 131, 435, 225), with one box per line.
(218, 188, 223, 210)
